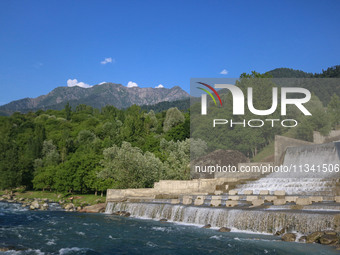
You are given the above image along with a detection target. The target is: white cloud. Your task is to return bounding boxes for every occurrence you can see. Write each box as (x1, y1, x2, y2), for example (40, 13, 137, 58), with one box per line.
(220, 69, 228, 75)
(99, 81, 106, 85)
(100, 57, 113, 65)
(127, 81, 138, 88)
(155, 84, 164, 88)
(67, 79, 91, 88)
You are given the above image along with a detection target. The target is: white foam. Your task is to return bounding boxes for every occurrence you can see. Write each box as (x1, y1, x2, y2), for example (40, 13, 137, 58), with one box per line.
(209, 235, 222, 240)
(151, 226, 170, 232)
(58, 247, 90, 255)
(146, 241, 157, 247)
(46, 239, 56, 246)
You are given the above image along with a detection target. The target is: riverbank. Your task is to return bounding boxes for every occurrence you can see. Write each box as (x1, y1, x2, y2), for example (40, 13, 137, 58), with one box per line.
(0, 190, 106, 213)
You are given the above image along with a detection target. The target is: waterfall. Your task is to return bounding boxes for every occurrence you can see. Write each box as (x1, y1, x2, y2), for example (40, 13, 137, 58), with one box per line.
(235, 178, 337, 195)
(236, 141, 340, 195)
(106, 202, 338, 234)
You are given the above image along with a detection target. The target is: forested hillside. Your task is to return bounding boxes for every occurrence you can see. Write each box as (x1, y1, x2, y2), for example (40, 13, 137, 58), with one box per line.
(266, 65, 340, 105)
(266, 65, 340, 78)
(0, 104, 199, 194)
(140, 98, 190, 113)
(1, 67, 339, 195)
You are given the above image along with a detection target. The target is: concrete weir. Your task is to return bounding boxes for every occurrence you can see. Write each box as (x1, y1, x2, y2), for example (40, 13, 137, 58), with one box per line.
(236, 141, 340, 196)
(105, 202, 340, 235)
(105, 139, 340, 236)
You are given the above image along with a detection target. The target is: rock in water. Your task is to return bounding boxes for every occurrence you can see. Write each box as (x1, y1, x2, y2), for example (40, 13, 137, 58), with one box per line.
(42, 203, 49, 210)
(324, 231, 337, 236)
(31, 200, 40, 210)
(275, 228, 285, 236)
(306, 231, 324, 243)
(160, 219, 168, 222)
(64, 203, 75, 211)
(298, 236, 307, 243)
(281, 233, 296, 242)
(79, 203, 106, 213)
(218, 227, 231, 232)
(202, 224, 211, 229)
(319, 234, 339, 245)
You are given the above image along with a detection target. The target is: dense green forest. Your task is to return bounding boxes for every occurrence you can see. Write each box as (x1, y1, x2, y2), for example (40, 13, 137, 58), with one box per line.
(140, 98, 190, 113)
(0, 68, 339, 194)
(0, 104, 196, 193)
(266, 65, 340, 105)
(266, 65, 340, 78)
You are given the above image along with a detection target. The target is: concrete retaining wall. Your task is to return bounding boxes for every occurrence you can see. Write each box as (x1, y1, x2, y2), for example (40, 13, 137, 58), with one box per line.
(106, 188, 157, 200)
(154, 178, 237, 194)
(107, 178, 239, 202)
(274, 135, 313, 164)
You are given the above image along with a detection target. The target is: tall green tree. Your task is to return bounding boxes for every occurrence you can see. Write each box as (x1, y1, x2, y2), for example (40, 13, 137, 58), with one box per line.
(163, 107, 185, 132)
(99, 142, 164, 188)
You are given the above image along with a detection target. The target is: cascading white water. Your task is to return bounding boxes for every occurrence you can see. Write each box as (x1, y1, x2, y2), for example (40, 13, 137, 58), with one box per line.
(235, 178, 337, 195)
(236, 142, 340, 195)
(106, 202, 338, 234)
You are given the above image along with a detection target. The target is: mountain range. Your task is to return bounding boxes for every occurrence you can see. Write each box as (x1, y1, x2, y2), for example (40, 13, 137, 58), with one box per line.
(1, 65, 339, 116)
(0, 83, 189, 115)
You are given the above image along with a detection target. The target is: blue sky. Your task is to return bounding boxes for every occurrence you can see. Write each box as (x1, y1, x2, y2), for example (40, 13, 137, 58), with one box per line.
(0, 0, 339, 105)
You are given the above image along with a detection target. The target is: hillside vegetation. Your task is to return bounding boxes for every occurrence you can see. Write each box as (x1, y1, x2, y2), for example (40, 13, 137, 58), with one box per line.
(0, 67, 339, 194)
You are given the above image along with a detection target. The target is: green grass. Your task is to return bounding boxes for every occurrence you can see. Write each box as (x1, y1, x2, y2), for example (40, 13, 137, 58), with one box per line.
(281, 128, 298, 139)
(251, 128, 303, 163)
(70, 194, 106, 207)
(14, 191, 60, 201)
(252, 142, 274, 162)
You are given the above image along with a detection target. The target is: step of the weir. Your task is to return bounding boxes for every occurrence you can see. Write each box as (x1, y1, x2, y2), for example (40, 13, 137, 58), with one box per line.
(120, 193, 340, 208)
(106, 201, 340, 234)
(168, 194, 340, 208)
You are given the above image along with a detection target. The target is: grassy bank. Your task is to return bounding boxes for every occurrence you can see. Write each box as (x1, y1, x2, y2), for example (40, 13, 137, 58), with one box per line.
(1, 190, 106, 207)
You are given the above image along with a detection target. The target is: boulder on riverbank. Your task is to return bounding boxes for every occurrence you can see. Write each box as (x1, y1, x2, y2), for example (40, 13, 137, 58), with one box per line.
(319, 234, 339, 245)
(64, 203, 76, 212)
(218, 227, 231, 232)
(306, 231, 324, 243)
(113, 211, 131, 217)
(79, 203, 106, 213)
(30, 200, 40, 210)
(281, 233, 296, 242)
(279, 229, 340, 249)
(275, 228, 285, 236)
(298, 236, 307, 243)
